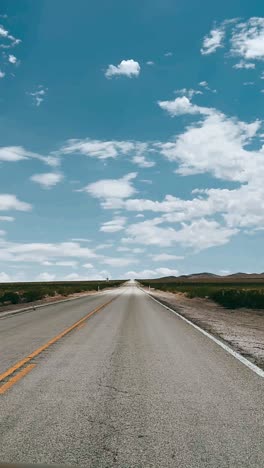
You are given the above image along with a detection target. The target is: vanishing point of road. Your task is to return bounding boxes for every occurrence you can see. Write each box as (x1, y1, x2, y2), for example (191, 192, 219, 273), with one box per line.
(0, 284, 263, 467)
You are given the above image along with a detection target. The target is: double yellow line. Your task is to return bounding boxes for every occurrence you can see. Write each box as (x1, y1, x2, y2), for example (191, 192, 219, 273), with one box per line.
(0, 296, 116, 395)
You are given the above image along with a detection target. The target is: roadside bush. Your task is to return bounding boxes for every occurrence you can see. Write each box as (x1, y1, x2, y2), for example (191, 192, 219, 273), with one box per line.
(22, 290, 44, 303)
(0, 291, 20, 304)
(140, 281, 264, 310)
(211, 289, 264, 309)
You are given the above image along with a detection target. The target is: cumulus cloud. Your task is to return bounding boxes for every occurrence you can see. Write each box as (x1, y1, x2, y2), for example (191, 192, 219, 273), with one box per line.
(233, 61, 255, 69)
(30, 172, 63, 189)
(61, 139, 135, 159)
(0, 240, 97, 264)
(158, 96, 212, 117)
(132, 155, 155, 168)
(100, 216, 126, 233)
(123, 218, 237, 250)
(231, 17, 264, 61)
(124, 268, 179, 279)
(105, 59, 140, 78)
(201, 27, 225, 55)
(0, 146, 58, 166)
(0, 216, 14, 221)
(36, 272, 56, 281)
(54, 261, 77, 267)
(82, 173, 137, 201)
(0, 70, 5, 78)
(0, 194, 31, 212)
(101, 257, 138, 267)
(8, 54, 17, 64)
(175, 88, 203, 98)
(202, 17, 264, 69)
(82, 263, 93, 269)
(0, 271, 11, 282)
(157, 109, 262, 183)
(151, 253, 184, 261)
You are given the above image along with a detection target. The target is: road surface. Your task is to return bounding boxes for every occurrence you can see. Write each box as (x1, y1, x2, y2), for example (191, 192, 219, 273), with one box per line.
(0, 284, 263, 467)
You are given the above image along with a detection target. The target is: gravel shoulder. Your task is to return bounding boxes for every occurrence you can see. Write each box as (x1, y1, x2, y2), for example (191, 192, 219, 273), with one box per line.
(146, 288, 264, 370)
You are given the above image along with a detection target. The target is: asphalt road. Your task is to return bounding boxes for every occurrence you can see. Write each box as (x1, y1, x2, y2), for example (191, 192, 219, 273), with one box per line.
(0, 284, 263, 467)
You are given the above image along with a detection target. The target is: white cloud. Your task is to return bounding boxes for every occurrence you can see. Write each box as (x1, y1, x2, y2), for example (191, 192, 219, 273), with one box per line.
(155, 268, 179, 276)
(123, 218, 237, 250)
(158, 96, 212, 117)
(152, 253, 184, 261)
(164, 52, 173, 57)
(0, 194, 31, 212)
(0, 70, 5, 78)
(0, 272, 11, 282)
(36, 272, 56, 281)
(0, 146, 58, 166)
(146, 61, 154, 65)
(95, 243, 113, 250)
(105, 59, 140, 78)
(83, 263, 93, 269)
(54, 261, 77, 267)
(0, 216, 14, 221)
(0, 23, 21, 49)
(100, 216, 126, 233)
(30, 172, 63, 189)
(157, 110, 262, 183)
(61, 139, 135, 159)
(175, 88, 203, 98)
(0, 146, 28, 162)
(8, 54, 17, 64)
(29, 85, 47, 107)
(202, 18, 264, 68)
(101, 257, 138, 267)
(0, 26, 8, 38)
(124, 267, 179, 279)
(231, 18, 264, 61)
(83, 172, 137, 200)
(233, 61, 256, 69)
(71, 238, 91, 242)
(0, 240, 97, 264)
(201, 27, 225, 55)
(116, 246, 145, 253)
(132, 155, 155, 168)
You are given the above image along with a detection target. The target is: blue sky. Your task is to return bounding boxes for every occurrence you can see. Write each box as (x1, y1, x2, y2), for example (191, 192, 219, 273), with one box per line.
(0, 0, 264, 281)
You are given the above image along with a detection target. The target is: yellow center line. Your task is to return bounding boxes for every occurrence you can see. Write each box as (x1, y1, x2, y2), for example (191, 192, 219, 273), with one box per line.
(0, 295, 117, 386)
(76, 322, 86, 330)
(0, 364, 36, 394)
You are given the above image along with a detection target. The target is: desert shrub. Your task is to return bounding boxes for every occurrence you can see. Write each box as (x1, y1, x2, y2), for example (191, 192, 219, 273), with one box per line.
(0, 291, 20, 304)
(22, 290, 44, 302)
(211, 289, 264, 309)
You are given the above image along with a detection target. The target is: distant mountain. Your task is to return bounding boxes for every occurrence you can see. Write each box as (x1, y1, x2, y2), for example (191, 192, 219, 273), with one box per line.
(143, 272, 264, 282)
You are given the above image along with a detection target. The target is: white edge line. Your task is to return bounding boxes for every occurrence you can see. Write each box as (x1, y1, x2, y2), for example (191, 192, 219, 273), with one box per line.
(140, 287, 264, 379)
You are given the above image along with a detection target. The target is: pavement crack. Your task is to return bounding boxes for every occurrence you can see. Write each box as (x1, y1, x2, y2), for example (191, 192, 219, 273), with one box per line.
(98, 383, 141, 396)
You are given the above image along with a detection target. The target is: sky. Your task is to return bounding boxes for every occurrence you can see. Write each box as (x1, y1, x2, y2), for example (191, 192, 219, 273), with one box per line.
(0, 0, 264, 282)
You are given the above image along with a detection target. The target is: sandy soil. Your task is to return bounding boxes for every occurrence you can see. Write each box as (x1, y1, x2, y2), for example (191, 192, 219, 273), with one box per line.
(147, 288, 264, 370)
(0, 290, 98, 315)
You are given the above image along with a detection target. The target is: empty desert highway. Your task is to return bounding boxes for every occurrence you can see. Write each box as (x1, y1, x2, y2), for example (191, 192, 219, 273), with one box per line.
(0, 284, 263, 467)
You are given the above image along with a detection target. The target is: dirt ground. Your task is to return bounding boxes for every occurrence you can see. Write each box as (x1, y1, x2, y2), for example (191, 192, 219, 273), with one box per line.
(147, 288, 264, 371)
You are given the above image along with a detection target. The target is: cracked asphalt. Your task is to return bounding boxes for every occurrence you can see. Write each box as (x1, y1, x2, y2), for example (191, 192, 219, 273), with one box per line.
(0, 284, 264, 467)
